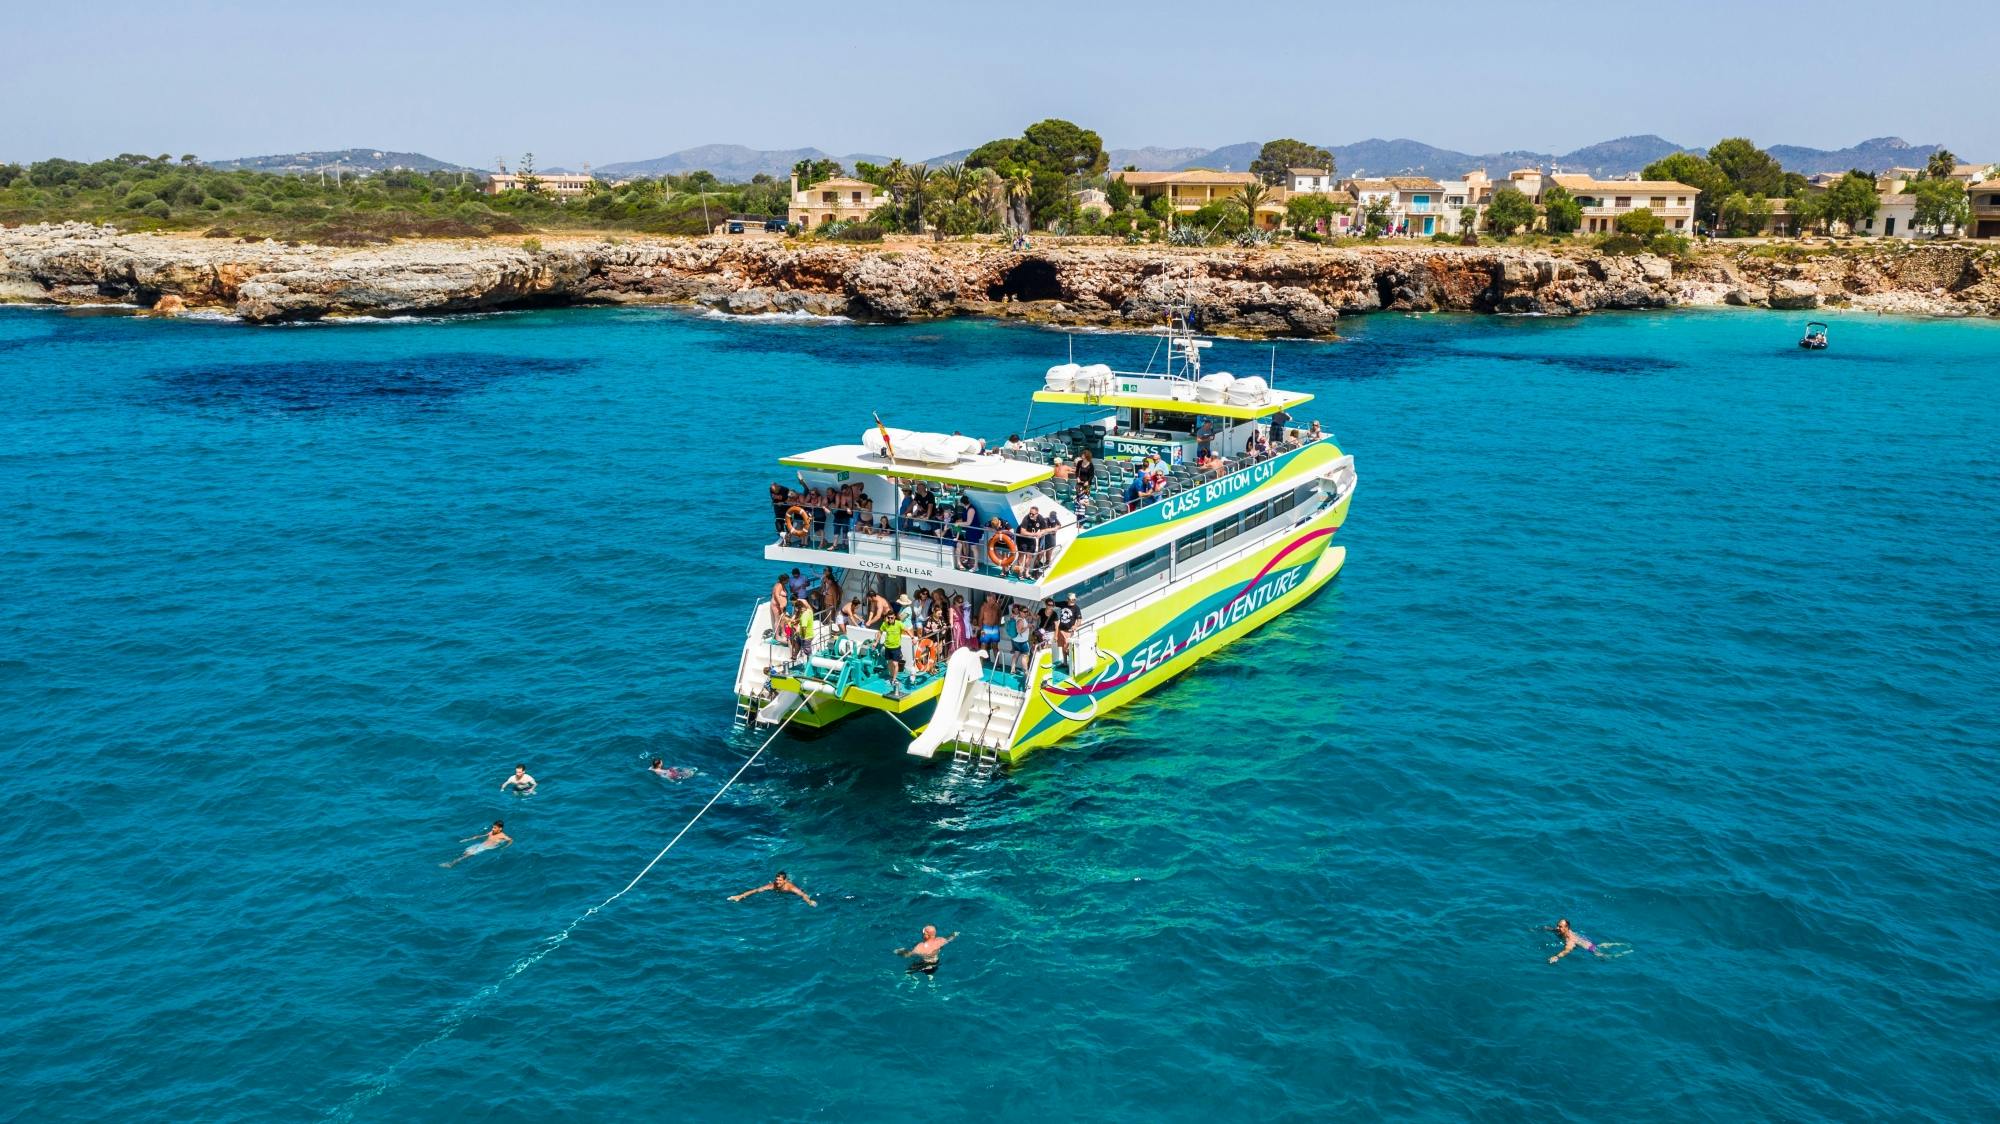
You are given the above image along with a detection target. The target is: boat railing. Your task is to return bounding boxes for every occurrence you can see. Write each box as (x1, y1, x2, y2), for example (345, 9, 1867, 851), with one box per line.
(773, 506, 1065, 583)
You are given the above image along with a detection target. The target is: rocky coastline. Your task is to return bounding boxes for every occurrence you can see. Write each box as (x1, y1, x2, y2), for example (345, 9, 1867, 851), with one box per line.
(4, 223, 1997, 333)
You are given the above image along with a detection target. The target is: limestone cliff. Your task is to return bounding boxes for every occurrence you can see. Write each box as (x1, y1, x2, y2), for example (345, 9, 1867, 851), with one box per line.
(4, 223, 1996, 332)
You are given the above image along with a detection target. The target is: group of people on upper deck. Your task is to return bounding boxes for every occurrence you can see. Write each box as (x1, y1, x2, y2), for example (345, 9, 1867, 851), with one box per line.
(770, 473, 1063, 579)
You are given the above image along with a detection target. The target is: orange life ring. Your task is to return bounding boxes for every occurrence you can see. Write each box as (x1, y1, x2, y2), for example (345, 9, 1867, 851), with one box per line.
(987, 532, 1019, 569)
(785, 505, 811, 537)
(914, 636, 939, 674)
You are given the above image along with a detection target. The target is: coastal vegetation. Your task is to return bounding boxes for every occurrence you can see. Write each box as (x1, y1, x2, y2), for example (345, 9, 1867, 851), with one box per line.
(0, 153, 793, 244)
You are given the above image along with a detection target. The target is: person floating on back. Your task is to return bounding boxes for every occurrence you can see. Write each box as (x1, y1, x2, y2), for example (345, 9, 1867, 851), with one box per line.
(1548, 918, 1599, 964)
(896, 925, 958, 973)
(444, 821, 511, 867)
(729, 870, 816, 906)
(500, 764, 537, 795)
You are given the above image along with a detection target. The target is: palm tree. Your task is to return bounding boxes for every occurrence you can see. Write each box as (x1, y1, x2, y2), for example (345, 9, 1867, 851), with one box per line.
(1230, 182, 1272, 233)
(1004, 168, 1034, 234)
(940, 162, 977, 206)
(896, 163, 933, 231)
(975, 167, 1006, 231)
(884, 157, 907, 205)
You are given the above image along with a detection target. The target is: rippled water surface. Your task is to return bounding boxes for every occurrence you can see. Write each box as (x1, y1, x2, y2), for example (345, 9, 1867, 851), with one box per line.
(4, 305, 1997, 1122)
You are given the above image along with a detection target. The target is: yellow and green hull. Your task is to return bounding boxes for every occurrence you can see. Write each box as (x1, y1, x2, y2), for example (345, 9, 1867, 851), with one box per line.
(1006, 499, 1349, 760)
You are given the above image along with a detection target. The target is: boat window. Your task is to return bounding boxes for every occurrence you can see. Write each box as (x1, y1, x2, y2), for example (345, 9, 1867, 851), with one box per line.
(1271, 490, 1297, 517)
(1211, 515, 1243, 550)
(1243, 502, 1270, 532)
(1175, 526, 1209, 563)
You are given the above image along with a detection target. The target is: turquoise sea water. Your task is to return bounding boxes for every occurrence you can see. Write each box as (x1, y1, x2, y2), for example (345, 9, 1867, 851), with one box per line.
(4, 303, 1997, 1122)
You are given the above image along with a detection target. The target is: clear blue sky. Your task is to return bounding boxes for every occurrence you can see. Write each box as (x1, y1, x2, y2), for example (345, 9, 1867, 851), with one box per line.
(4, 0, 1991, 166)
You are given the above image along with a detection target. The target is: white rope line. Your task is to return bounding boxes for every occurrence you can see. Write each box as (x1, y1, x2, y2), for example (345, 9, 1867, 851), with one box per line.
(327, 702, 805, 1121)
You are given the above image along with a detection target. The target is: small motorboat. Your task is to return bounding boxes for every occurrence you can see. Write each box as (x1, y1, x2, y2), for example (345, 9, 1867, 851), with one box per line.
(1799, 321, 1829, 350)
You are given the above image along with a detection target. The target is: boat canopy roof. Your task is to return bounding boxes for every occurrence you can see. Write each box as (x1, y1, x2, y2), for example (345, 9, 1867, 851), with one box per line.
(782, 444, 1054, 492)
(1033, 367, 1313, 421)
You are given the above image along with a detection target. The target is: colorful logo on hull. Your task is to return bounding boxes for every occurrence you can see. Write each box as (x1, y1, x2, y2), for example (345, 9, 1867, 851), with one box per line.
(1037, 527, 1336, 719)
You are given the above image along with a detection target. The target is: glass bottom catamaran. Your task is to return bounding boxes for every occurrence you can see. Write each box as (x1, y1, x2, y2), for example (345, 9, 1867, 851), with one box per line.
(733, 306, 1357, 767)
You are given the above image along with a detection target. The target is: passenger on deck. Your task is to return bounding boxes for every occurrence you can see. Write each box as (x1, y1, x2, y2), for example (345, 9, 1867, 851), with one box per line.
(1004, 602, 1033, 675)
(865, 588, 893, 628)
(1074, 449, 1095, 491)
(1037, 598, 1059, 662)
(1122, 474, 1144, 512)
(1002, 433, 1026, 457)
(1306, 420, 1324, 443)
(787, 568, 812, 603)
(1016, 508, 1046, 575)
(856, 488, 875, 528)
(910, 588, 931, 630)
(1269, 408, 1292, 447)
(770, 572, 790, 618)
(1197, 418, 1218, 460)
(977, 594, 1005, 660)
(769, 482, 790, 539)
(818, 568, 842, 614)
(1196, 450, 1222, 479)
(895, 594, 917, 675)
(832, 485, 855, 548)
(1055, 593, 1081, 666)
(880, 611, 907, 697)
(873, 514, 893, 537)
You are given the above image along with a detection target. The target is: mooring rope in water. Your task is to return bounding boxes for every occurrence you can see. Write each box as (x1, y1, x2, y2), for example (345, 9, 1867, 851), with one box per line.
(327, 703, 805, 1120)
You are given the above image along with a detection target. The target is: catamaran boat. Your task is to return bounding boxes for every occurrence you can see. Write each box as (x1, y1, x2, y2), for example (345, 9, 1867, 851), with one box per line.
(732, 309, 1358, 768)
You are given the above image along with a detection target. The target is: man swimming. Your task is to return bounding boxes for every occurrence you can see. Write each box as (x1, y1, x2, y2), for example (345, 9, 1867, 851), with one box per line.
(1548, 918, 1599, 963)
(895, 925, 958, 972)
(650, 758, 696, 781)
(443, 821, 511, 867)
(500, 764, 536, 795)
(729, 870, 816, 906)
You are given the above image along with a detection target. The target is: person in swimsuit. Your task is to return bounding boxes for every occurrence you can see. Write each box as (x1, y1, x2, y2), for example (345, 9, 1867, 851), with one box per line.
(649, 758, 696, 781)
(729, 870, 816, 906)
(977, 594, 1005, 660)
(1548, 918, 1599, 963)
(895, 925, 959, 973)
(443, 821, 511, 867)
(500, 764, 537, 795)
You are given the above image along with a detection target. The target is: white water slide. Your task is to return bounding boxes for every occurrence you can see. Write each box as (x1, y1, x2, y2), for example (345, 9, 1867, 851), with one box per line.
(905, 648, 987, 758)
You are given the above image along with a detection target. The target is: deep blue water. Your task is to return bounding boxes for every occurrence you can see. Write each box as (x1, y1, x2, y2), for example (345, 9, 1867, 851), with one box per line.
(4, 304, 1997, 1122)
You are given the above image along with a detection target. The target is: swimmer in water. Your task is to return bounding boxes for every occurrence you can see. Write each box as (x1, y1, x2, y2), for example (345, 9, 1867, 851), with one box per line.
(895, 925, 958, 972)
(443, 821, 511, 867)
(500, 765, 537, 795)
(729, 870, 816, 906)
(649, 759, 696, 781)
(1548, 918, 1599, 963)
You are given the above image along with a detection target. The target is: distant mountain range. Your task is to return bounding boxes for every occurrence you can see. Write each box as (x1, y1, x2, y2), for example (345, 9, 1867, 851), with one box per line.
(204, 148, 480, 175)
(596, 145, 896, 181)
(211, 136, 1951, 182)
(1111, 135, 1947, 178)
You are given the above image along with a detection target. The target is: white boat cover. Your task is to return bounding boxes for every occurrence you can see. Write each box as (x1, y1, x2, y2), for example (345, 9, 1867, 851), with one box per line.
(1195, 372, 1235, 403)
(861, 427, 982, 465)
(1073, 363, 1114, 396)
(1044, 362, 1081, 391)
(1225, 375, 1270, 405)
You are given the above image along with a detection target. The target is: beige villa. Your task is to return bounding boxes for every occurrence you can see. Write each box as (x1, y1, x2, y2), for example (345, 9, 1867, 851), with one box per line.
(1971, 179, 2000, 238)
(1119, 170, 1288, 230)
(787, 173, 889, 229)
(1545, 174, 1699, 233)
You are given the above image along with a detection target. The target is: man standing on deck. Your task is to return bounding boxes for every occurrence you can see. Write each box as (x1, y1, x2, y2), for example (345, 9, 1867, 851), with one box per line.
(977, 594, 1005, 661)
(880, 609, 907, 697)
